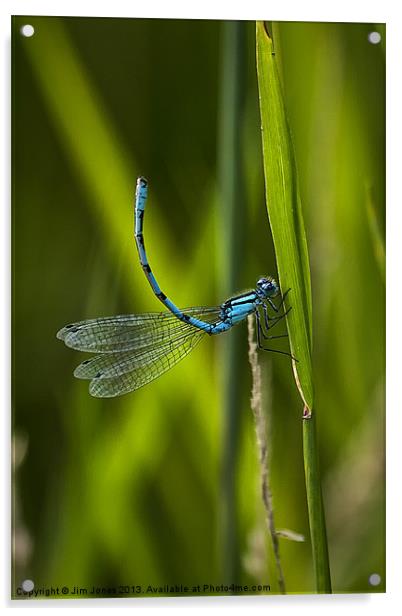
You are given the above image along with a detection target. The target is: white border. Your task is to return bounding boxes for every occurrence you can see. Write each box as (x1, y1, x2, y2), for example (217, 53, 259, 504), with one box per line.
(0, 0, 392, 22)
(2, 1, 400, 614)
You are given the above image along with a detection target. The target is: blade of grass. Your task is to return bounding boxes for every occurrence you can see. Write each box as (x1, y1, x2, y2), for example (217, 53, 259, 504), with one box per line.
(256, 21, 331, 593)
(218, 20, 246, 583)
(256, 21, 312, 408)
(365, 184, 385, 284)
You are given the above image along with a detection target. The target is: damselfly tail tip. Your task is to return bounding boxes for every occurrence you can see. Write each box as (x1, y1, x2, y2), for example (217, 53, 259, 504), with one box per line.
(137, 176, 148, 187)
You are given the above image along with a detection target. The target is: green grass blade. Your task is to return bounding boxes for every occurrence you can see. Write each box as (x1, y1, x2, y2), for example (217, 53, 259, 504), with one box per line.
(365, 185, 385, 284)
(218, 20, 246, 582)
(302, 414, 332, 592)
(256, 21, 331, 593)
(256, 21, 313, 411)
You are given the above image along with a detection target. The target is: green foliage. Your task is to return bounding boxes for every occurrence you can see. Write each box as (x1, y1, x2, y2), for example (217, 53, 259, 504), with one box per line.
(256, 21, 331, 593)
(256, 21, 313, 411)
(12, 17, 385, 596)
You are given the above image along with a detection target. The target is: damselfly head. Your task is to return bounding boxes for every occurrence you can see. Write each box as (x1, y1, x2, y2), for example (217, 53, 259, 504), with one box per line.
(256, 276, 279, 298)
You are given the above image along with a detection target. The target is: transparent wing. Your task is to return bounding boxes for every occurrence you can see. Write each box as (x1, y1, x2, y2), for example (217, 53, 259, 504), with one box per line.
(56, 307, 221, 353)
(88, 328, 205, 397)
(57, 307, 222, 398)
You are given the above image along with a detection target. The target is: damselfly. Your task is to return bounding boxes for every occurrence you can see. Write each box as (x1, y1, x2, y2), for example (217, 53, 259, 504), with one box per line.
(57, 177, 293, 397)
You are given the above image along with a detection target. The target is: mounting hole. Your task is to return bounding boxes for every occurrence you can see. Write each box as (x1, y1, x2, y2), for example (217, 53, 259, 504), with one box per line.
(22, 579, 34, 592)
(368, 573, 381, 586)
(20, 24, 35, 38)
(368, 31, 381, 45)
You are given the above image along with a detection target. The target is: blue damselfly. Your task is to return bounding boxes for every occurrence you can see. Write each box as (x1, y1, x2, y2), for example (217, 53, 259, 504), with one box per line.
(57, 177, 292, 397)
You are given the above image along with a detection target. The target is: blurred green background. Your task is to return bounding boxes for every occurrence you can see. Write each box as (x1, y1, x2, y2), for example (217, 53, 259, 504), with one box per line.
(12, 17, 385, 597)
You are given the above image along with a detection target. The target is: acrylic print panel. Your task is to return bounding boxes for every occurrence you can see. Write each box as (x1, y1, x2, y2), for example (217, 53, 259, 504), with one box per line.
(12, 16, 385, 599)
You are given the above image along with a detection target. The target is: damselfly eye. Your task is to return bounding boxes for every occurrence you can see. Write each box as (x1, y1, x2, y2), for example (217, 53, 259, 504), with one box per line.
(256, 276, 278, 297)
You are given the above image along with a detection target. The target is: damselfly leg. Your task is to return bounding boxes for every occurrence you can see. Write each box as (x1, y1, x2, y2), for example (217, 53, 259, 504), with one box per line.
(255, 289, 298, 361)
